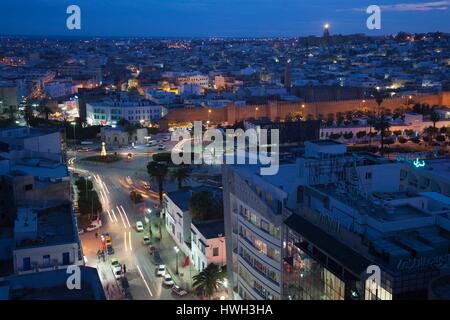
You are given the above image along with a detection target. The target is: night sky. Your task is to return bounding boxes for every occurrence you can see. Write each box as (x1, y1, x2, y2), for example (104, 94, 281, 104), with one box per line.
(1, 0, 449, 37)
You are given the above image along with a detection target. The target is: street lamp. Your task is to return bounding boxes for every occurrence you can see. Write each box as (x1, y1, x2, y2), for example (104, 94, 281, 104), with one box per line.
(174, 246, 180, 275)
(85, 175, 92, 194)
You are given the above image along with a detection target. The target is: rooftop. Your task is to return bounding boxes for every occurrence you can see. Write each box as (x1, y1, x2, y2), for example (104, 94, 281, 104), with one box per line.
(14, 203, 76, 249)
(313, 185, 430, 222)
(192, 219, 225, 239)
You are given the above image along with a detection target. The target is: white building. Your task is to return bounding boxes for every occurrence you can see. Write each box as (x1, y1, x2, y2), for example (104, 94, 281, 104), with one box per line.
(13, 204, 83, 274)
(163, 187, 224, 270)
(177, 72, 209, 88)
(100, 126, 148, 147)
(86, 92, 167, 126)
(222, 140, 407, 300)
(191, 219, 226, 272)
(44, 78, 75, 98)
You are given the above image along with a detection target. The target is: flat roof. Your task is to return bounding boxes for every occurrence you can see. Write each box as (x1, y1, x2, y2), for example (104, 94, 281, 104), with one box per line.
(15, 203, 76, 249)
(313, 185, 429, 222)
(192, 219, 225, 239)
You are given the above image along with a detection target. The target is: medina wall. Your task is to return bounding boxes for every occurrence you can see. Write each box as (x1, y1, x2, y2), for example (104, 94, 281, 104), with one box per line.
(160, 92, 449, 128)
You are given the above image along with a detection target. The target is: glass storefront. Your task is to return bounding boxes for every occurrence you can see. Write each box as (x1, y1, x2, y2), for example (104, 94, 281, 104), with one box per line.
(284, 240, 345, 300)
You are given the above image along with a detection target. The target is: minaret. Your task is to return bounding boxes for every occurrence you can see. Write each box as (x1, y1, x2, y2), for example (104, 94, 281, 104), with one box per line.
(323, 23, 330, 38)
(284, 58, 292, 92)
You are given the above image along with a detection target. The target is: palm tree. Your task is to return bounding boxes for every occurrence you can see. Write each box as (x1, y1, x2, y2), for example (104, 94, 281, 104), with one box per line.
(430, 109, 440, 130)
(374, 114, 390, 155)
(372, 87, 389, 155)
(192, 263, 226, 299)
(147, 161, 169, 205)
(170, 166, 190, 189)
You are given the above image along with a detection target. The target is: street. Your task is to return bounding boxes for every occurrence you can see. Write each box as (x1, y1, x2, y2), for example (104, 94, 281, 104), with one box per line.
(69, 140, 199, 300)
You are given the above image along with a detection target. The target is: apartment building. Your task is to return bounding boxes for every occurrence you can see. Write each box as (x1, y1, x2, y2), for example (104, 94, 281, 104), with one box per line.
(223, 140, 450, 300)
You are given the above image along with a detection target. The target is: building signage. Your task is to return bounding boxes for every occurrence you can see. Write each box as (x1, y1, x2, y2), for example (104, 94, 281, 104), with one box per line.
(396, 254, 450, 272)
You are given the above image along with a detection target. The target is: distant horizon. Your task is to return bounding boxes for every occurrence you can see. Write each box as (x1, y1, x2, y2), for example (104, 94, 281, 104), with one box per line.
(0, 30, 448, 41)
(0, 1, 448, 38)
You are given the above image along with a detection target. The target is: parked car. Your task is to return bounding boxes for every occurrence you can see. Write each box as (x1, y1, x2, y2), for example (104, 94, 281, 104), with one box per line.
(86, 220, 102, 232)
(163, 274, 174, 287)
(111, 258, 122, 280)
(136, 221, 144, 232)
(172, 285, 188, 296)
(156, 264, 166, 277)
(162, 136, 170, 142)
(158, 144, 165, 150)
(152, 250, 163, 265)
(142, 235, 151, 245)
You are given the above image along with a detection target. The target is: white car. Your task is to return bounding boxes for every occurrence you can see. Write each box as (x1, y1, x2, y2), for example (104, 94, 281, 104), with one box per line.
(156, 265, 166, 277)
(162, 136, 170, 142)
(158, 144, 166, 150)
(163, 274, 174, 287)
(136, 221, 144, 232)
(86, 220, 102, 232)
(111, 258, 122, 280)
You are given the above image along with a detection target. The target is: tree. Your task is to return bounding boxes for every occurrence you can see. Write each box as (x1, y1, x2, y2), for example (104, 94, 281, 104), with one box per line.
(125, 123, 137, 144)
(192, 263, 226, 299)
(373, 115, 391, 155)
(343, 132, 354, 140)
(117, 118, 130, 127)
(189, 191, 223, 220)
(356, 131, 367, 139)
(78, 190, 102, 221)
(329, 133, 341, 140)
(170, 166, 190, 189)
(147, 161, 169, 205)
(372, 87, 390, 155)
(430, 109, 440, 128)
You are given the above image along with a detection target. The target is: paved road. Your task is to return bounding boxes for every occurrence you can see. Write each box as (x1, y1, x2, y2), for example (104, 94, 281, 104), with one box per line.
(70, 143, 198, 300)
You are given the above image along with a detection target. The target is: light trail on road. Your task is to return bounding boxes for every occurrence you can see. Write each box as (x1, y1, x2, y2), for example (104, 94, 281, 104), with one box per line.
(128, 231, 133, 252)
(111, 208, 118, 223)
(117, 205, 128, 229)
(107, 209, 113, 222)
(124, 231, 128, 252)
(120, 205, 132, 229)
(136, 264, 153, 297)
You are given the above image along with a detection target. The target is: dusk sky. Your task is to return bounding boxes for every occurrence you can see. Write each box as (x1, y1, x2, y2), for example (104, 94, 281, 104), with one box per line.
(1, 0, 449, 37)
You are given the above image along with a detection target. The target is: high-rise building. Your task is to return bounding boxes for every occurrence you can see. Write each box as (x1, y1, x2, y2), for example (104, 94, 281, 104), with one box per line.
(223, 141, 450, 300)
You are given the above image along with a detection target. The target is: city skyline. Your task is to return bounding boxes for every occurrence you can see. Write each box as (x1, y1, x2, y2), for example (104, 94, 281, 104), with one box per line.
(0, 1, 449, 38)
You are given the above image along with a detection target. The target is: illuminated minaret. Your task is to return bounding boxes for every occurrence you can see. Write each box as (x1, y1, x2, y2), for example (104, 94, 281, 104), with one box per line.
(323, 23, 330, 38)
(284, 58, 292, 91)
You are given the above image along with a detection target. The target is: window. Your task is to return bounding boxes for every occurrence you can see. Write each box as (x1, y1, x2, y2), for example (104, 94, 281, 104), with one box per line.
(365, 172, 372, 180)
(43, 254, 50, 266)
(24, 184, 33, 191)
(213, 247, 219, 256)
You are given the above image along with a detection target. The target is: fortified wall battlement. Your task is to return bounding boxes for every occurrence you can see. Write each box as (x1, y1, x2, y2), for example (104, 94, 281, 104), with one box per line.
(160, 92, 450, 129)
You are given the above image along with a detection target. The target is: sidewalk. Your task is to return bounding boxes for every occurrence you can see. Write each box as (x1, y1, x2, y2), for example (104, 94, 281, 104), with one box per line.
(147, 212, 199, 293)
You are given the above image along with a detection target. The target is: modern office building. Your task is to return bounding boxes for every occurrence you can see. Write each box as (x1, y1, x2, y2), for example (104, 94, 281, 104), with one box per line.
(223, 140, 450, 300)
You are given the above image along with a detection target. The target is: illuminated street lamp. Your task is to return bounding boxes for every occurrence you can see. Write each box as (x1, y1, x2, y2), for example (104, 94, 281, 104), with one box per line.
(174, 246, 180, 275)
